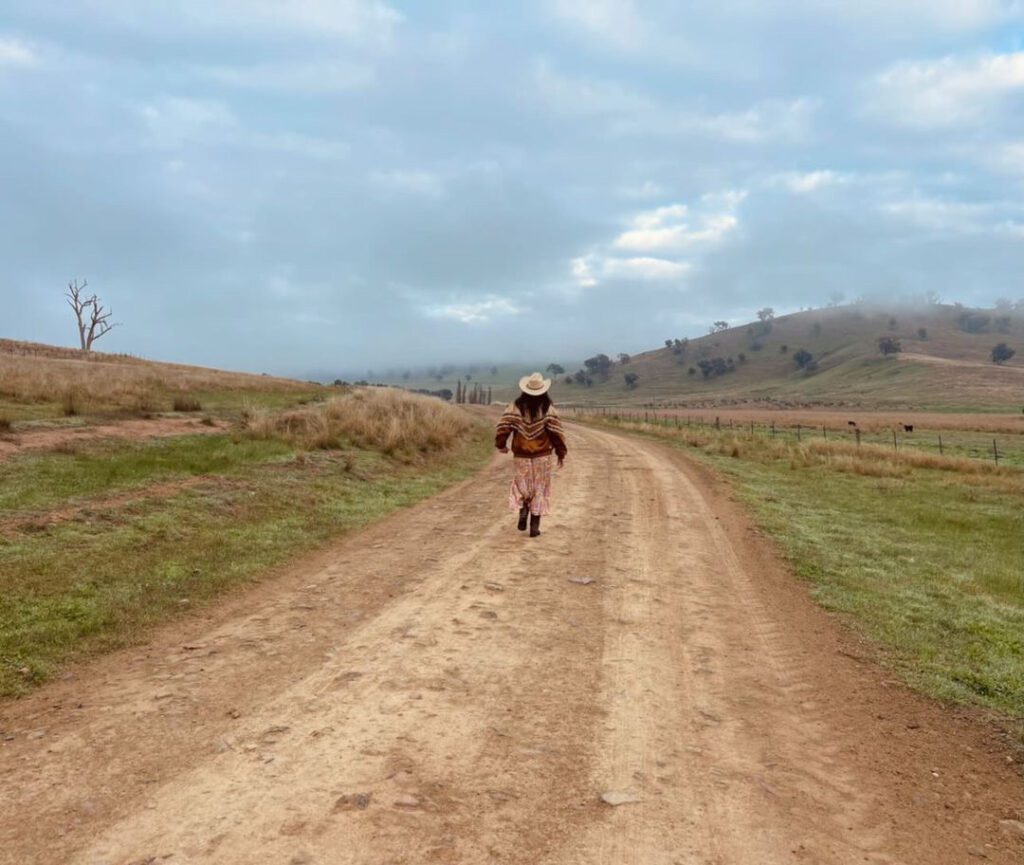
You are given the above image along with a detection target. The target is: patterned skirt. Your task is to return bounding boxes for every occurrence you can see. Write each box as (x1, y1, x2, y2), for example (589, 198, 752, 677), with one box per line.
(508, 454, 555, 516)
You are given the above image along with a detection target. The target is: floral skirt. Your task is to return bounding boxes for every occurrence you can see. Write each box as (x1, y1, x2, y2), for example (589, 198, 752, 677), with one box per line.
(508, 454, 555, 516)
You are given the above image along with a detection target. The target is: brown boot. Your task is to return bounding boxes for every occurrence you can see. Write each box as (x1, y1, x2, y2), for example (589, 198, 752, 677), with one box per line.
(529, 514, 541, 537)
(517, 505, 529, 531)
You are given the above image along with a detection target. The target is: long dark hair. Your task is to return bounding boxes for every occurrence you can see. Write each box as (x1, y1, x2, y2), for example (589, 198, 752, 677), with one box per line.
(515, 391, 552, 421)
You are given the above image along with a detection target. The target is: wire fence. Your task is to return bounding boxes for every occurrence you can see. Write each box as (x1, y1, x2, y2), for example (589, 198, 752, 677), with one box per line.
(568, 406, 1024, 469)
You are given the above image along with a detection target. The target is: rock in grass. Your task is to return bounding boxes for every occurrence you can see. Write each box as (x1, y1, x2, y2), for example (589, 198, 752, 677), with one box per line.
(998, 819, 1024, 838)
(393, 794, 421, 809)
(333, 792, 371, 811)
(600, 791, 640, 806)
(569, 576, 595, 585)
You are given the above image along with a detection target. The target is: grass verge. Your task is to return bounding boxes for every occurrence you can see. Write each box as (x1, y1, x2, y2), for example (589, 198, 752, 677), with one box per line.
(0, 392, 490, 696)
(583, 415, 1024, 725)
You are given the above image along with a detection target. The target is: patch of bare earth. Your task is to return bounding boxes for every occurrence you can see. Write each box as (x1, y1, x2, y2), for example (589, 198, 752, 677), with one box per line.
(0, 417, 226, 462)
(0, 425, 1021, 864)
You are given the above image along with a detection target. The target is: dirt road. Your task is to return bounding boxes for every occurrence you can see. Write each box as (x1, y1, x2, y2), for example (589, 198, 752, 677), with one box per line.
(2, 424, 1022, 864)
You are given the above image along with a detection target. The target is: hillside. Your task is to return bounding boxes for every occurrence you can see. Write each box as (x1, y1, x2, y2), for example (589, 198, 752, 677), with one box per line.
(558, 304, 1024, 411)
(0, 339, 327, 422)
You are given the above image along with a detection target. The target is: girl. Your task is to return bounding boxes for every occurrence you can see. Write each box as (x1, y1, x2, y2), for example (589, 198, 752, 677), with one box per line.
(495, 372, 568, 537)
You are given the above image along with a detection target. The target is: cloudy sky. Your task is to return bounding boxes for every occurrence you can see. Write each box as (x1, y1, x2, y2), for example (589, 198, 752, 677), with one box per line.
(2, 1, 1024, 376)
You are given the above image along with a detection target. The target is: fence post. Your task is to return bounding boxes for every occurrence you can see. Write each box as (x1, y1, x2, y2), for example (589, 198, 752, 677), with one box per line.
(822, 425, 827, 440)
(750, 421, 754, 437)
(771, 421, 776, 438)
(892, 429, 898, 452)
(715, 416, 720, 430)
(938, 435, 943, 456)
(993, 438, 999, 466)
(796, 424, 801, 442)
(855, 428, 861, 447)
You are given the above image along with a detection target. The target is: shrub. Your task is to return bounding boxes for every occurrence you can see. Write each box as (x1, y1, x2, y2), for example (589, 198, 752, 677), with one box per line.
(793, 348, 814, 369)
(878, 336, 902, 355)
(624, 372, 639, 389)
(780, 344, 788, 353)
(917, 327, 928, 340)
(173, 395, 203, 412)
(992, 343, 1016, 364)
(61, 389, 81, 417)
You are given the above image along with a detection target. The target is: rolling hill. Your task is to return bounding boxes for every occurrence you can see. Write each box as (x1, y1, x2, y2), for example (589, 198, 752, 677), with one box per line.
(555, 304, 1024, 411)
(0, 338, 328, 422)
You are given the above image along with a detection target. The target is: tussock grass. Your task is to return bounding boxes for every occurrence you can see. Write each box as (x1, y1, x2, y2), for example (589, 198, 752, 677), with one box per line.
(172, 395, 202, 412)
(244, 388, 478, 458)
(586, 414, 1024, 723)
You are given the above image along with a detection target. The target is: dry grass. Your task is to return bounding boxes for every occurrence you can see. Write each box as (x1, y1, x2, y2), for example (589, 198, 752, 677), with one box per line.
(594, 415, 1024, 493)
(0, 339, 322, 418)
(243, 387, 480, 458)
(172, 396, 202, 412)
(633, 407, 1024, 435)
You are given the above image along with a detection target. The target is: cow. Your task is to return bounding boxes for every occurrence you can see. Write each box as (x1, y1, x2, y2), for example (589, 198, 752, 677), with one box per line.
(902, 424, 914, 433)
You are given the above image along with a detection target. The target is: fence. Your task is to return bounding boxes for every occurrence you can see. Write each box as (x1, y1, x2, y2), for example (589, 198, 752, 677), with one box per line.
(566, 406, 1024, 469)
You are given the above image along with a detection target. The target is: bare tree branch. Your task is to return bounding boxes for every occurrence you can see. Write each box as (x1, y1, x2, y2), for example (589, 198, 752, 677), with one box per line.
(64, 278, 119, 351)
(64, 279, 91, 350)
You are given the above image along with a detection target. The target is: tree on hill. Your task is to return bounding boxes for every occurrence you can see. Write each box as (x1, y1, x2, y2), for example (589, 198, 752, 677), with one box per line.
(624, 371, 639, 389)
(65, 279, 118, 351)
(917, 328, 928, 340)
(992, 343, 1016, 364)
(711, 320, 729, 333)
(958, 312, 990, 333)
(757, 307, 775, 322)
(665, 339, 673, 348)
(546, 363, 565, 375)
(584, 353, 613, 380)
(877, 336, 902, 355)
(793, 348, 814, 369)
(618, 352, 631, 364)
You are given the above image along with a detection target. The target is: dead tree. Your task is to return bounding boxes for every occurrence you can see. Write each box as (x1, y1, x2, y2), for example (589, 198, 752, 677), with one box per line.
(65, 279, 118, 350)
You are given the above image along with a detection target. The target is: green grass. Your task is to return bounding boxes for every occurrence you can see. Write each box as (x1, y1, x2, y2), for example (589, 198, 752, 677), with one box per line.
(0, 431, 492, 696)
(585, 416, 1024, 724)
(0, 435, 293, 512)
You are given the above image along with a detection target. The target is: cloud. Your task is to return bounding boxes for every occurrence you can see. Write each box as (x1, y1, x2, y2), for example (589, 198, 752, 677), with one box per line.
(602, 256, 691, 279)
(613, 193, 746, 253)
(869, 51, 1024, 128)
(370, 169, 444, 197)
(572, 253, 690, 284)
(531, 60, 816, 143)
(197, 60, 375, 94)
(770, 170, 846, 193)
(138, 97, 237, 149)
(547, 0, 647, 52)
(425, 296, 522, 324)
(15, 1, 402, 43)
(0, 36, 37, 67)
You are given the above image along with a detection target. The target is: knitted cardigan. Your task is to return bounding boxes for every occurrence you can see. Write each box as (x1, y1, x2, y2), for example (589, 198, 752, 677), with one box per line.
(495, 403, 568, 459)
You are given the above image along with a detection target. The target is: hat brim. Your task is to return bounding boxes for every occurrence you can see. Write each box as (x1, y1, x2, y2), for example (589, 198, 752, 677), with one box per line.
(519, 375, 552, 395)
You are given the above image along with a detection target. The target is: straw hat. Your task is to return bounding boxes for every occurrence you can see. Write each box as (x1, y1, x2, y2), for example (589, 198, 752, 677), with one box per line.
(518, 372, 552, 395)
